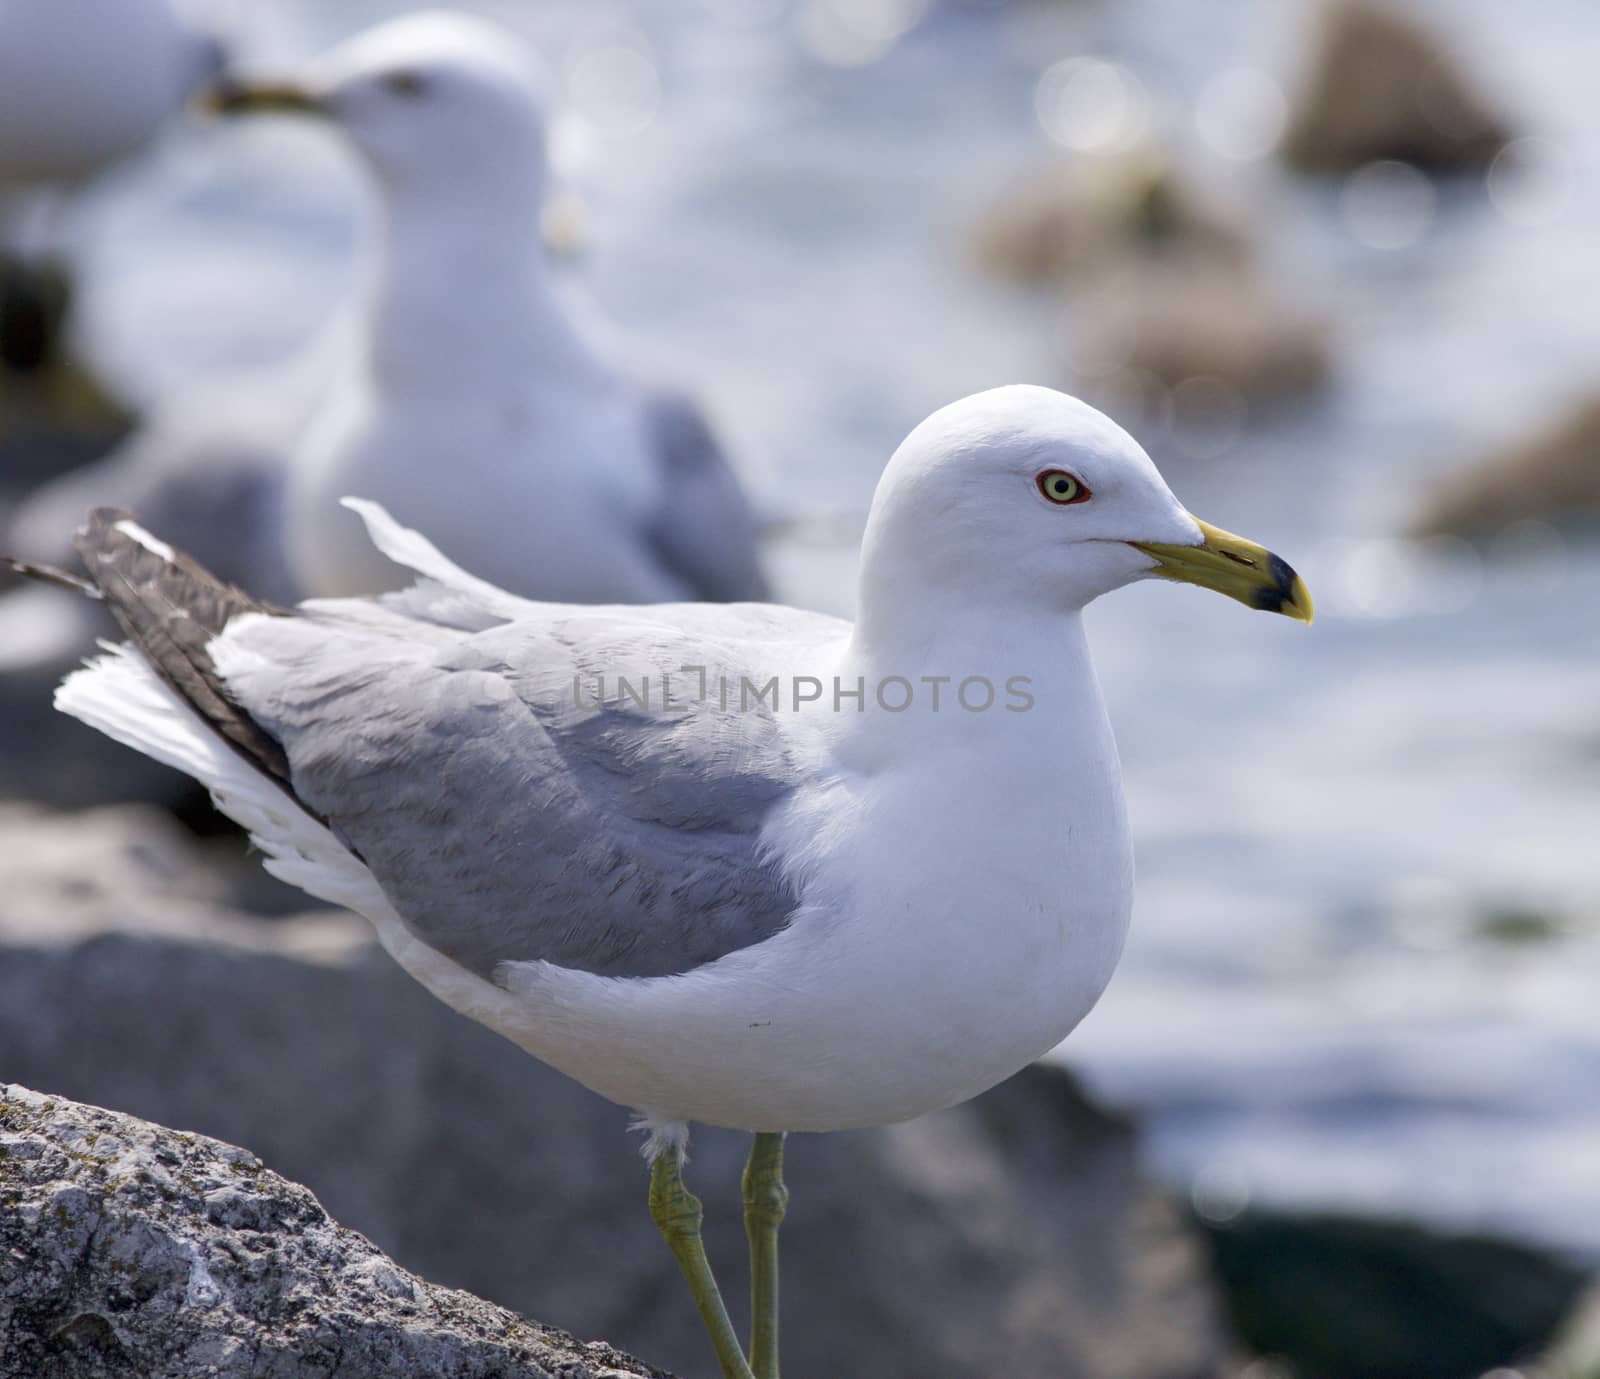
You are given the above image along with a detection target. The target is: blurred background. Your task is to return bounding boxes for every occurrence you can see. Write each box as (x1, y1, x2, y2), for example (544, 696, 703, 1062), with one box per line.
(2, 1, 1597, 1376)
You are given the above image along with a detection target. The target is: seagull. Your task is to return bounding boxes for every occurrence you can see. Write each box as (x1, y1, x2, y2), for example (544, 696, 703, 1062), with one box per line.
(0, 0, 224, 461)
(0, 0, 222, 194)
(10, 386, 1311, 1379)
(207, 11, 770, 605)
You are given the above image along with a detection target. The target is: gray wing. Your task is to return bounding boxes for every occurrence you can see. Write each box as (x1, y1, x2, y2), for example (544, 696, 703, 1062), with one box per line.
(640, 388, 771, 603)
(227, 610, 809, 981)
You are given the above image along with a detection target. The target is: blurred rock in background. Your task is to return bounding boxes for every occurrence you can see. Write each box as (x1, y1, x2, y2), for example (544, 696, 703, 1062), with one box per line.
(0, 803, 1235, 1379)
(1070, 259, 1332, 417)
(973, 153, 1254, 286)
(0, 0, 224, 518)
(973, 152, 1331, 422)
(0, 252, 132, 482)
(1202, 1209, 1588, 1379)
(1413, 393, 1600, 542)
(1280, 0, 1514, 174)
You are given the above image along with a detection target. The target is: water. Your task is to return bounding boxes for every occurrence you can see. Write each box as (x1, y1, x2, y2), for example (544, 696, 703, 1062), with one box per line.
(66, 0, 1600, 1256)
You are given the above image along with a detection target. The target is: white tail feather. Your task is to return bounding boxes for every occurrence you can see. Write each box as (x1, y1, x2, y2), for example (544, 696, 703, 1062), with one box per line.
(340, 497, 526, 611)
(55, 644, 533, 1049)
(55, 646, 375, 912)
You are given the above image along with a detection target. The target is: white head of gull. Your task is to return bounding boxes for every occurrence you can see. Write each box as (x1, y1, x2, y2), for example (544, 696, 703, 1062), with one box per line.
(24, 385, 1311, 1379)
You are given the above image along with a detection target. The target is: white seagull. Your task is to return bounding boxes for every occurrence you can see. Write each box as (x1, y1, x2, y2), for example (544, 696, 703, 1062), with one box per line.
(209, 11, 770, 605)
(11, 386, 1311, 1379)
(0, 0, 222, 192)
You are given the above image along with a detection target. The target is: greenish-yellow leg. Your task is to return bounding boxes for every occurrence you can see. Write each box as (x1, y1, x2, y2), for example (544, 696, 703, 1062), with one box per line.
(742, 1133, 788, 1379)
(649, 1150, 754, 1379)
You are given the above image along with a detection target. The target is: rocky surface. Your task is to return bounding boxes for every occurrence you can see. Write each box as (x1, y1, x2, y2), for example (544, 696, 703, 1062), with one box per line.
(1412, 393, 1600, 540)
(0, 252, 132, 465)
(1280, 0, 1513, 174)
(1070, 258, 1332, 411)
(0, 803, 1235, 1379)
(0, 1083, 666, 1379)
(1203, 1210, 1588, 1379)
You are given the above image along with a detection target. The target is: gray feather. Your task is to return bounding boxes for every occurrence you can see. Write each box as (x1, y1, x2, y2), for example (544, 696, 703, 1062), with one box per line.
(227, 609, 815, 980)
(641, 389, 770, 603)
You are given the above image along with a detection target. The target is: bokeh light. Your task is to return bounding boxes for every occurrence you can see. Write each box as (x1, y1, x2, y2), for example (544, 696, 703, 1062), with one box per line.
(797, 0, 926, 68)
(1191, 1160, 1252, 1225)
(1035, 58, 1151, 155)
(1195, 66, 1288, 162)
(1325, 535, 1485, 619)
(1487, 137, 1573, 229)
(1339, 159, 1437, 250)
(564, 31, 661, 140)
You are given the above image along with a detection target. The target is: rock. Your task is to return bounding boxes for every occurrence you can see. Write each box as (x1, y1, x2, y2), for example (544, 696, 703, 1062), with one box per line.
(0, 1083, 666, 1379)
(0, 803, 1234, 1379)
(0, 802, 327, 929)
(973, 152, 1255, 285)
(1071, 256, 1332, 414)
(1280, 0, 1513, 174)
(0, 658, 215, 811)
(1201, 1209, 1588, 1379)
(0, 252, 133, 464)
(1411, 394, 1600, 540)
(972, 153, 1329, 420)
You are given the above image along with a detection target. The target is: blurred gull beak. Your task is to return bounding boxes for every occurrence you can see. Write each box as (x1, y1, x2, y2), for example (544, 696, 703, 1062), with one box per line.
(198, 78, 326, 118)
(1132, 517, 1314, 623)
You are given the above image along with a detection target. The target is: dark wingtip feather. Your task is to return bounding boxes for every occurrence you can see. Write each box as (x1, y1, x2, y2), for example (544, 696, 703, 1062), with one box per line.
(2, 555, 102, 598)
(70, 507, 296, 790)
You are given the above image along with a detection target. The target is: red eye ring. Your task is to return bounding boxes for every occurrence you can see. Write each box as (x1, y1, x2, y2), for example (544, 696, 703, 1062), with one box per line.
(1036, 469, 1091, 506)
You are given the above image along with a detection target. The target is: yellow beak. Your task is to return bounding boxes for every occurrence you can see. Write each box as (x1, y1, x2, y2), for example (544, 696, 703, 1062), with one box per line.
(1131, 517, 1314, 623)
(197, 79, 326, 118)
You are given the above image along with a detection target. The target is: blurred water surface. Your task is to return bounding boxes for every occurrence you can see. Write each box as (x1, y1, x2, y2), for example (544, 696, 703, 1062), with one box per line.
(65, 0, 1600, 1255)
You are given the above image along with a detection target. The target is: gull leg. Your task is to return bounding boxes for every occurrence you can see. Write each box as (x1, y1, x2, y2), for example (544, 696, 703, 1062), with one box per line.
(742, 1132, 788, 1379)
(649, 1149, 754, 1379)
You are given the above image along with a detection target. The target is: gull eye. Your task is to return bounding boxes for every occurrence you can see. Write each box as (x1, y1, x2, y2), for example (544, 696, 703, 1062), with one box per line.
(382, 70, 429, 99)
(1035, 469, 1091, 506)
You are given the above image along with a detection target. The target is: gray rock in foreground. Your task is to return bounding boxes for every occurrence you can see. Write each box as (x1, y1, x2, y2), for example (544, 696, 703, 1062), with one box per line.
(0, 803, 1233, 1379)
(0, 1083, 665, 1379)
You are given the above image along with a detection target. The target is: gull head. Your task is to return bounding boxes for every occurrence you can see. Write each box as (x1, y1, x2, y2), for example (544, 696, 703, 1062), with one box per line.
(862, 385, 1312, 623)
(206, 12, 548, 198)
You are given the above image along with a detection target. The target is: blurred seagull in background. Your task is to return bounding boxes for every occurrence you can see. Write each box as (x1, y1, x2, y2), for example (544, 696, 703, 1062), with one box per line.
(0, 0, 239, 675)
(2, 9, 764, 673)
(210, 11, 770, 605)
(8, 385, 1310, 1379)
(0, 0, 223, 200)
(0, 0, 225, 464)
